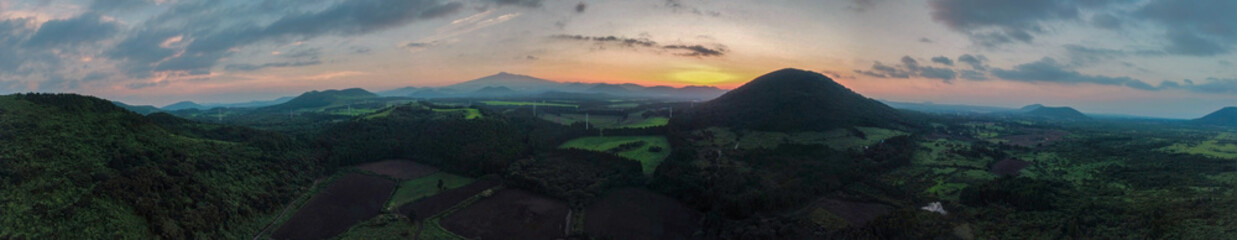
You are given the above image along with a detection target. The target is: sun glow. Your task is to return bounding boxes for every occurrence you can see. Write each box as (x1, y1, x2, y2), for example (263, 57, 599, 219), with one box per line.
(669, 70, 738, 85)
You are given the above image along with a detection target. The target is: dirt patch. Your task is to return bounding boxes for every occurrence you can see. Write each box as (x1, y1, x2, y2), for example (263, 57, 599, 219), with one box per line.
(584, 188, 702, 240)
(355, 159, 439, 180)
(270, 173, 396, 240)
(396, 179, 500, 220)
(441, 189, 570, 240)
(990, 158, 1032, 176)
(999, 129, 1068, 148)
(816, 199, 894, 227)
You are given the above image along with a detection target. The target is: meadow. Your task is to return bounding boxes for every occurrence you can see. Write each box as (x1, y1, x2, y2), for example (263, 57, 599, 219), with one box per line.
(559, 136, 671, 176)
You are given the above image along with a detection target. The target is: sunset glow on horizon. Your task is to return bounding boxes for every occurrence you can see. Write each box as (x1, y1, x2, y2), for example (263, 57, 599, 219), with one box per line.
(2, 0, 1236, 118)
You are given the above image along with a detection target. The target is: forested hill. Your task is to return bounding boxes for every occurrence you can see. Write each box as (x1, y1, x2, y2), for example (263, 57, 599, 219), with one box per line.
(0, 93, 315, 239)
(678, 68, 904, 131)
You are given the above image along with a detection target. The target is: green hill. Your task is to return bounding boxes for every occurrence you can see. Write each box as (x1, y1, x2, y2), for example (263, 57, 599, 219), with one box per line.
(0, 93, 313, 239)
(678, 68, 903, 131)
(262, 88, 378, 111)
(111, 100, 162, 115)
(1018, 104, 1091, 120)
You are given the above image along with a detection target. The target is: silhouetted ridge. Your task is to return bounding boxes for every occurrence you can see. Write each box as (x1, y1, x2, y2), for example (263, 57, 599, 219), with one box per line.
(1024, 106, 1090, 120)
(679, 68, 902, 131)
(263, 88, 377, 110)
(1194, 107, 1237, 126)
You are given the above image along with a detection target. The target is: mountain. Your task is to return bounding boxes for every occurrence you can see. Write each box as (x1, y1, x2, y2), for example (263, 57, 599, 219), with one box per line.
(882, 101, 1016, 115)
(1194, 107, 1237, 126)
(1018, 104, 1090, 120)
(162, 101, 205, 111)
(111, 101, 161, 115)
(262, 88, 378, 111)
(586, 83, 632, 95)
(215, 96, 295, 108)
(0, 93, 311, 238)
(679, 68, 903, 131)
(472, 86, 518, 96)
(434, 72, 727, 100)
(376, 86, 420, 97)
(445, 72, 563, 92)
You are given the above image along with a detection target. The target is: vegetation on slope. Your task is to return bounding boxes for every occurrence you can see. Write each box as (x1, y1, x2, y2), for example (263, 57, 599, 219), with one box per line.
(0, 93, 314, 239)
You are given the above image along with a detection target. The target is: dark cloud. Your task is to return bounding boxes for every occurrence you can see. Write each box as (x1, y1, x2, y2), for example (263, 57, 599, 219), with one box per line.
(405, 42, 431, 48)
(525, 55, 538, 60)
(224, 60, 323, 72)
(0, 18, 36, 73)
(1063, 45, 1125, 66)
(1090, 13, 1122, 30)
(552, 35, 658, 47)
(849, 0, 878, 12)
(1185, 78, 1237, 94)
(1136, 0, 1237, 56)
(931, 56, 954, 66)
(576, 2, 587, 13)
(901, 56, 920, 71)
(552, 34, 725, 57)
(280, 47, 322, 59)
(919, 66, 957, 82)
(854, 61, 910, 79)
(107, 0, 462, 78)
(90, 0, 155, 12)
(959, 70, 988, 80)
(663, 45, 725, 57)
(957, 54, 988, 70)
(919, 37, 933, 43)
(990, 57, 1165, 91)
(489, 0, 543, 7)
(24, 12, 119, 48)
(929, 0, 1130, 47)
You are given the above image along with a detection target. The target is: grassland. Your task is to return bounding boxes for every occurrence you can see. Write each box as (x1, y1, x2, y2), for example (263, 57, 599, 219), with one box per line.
(1158, 132, 1237, 159)
(387, 172, 476, 209)
(540, 113, 669, 129)
(560, 136, 671, 176)
(481, 101, 578, 108)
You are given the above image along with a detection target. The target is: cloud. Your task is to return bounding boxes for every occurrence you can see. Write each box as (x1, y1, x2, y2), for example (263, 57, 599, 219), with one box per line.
(489, 0, 543, 8)
(931, 56, 954, 66)
(928, 0, 1129, 47)
(1090, 13, 1121, 30)
(551, 35, 657, 47)
(990, 57, 1166, 91)
(1063, 45, 1125, 66)
(106, 0, 464, 78)
(1136, 0, 1237, 56)
(1184, 78, 1237, 94)
(959, 70, 988, 80)
(919, 66, 957, 82)
(957, 54, 987, 70)
(224, 60, 323, 72)
(663, 45, 725, 57)
(849, 0, 878, 12)
(919, 37, 933, 43)
(854, 61, 910, 79)
(576, 2, 587, 13)
(24, 12, 119, 48)
(552, 34, 726, 57)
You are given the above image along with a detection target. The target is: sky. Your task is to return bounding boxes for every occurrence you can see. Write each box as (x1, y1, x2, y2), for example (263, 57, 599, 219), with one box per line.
(1, 0, 1235, 118)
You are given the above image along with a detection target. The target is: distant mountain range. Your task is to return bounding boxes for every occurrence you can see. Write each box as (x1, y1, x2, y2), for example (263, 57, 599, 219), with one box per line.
(1016, 104, 1091, 121)
(381, 72, 728, 100)
(680, 68, 904, 131)
(1194, 107, 1237, 126)
(154, 97, 296, 111)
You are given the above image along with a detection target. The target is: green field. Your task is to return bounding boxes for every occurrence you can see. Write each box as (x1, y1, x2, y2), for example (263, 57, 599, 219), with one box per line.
(540, 113, 669, 129)
(1158, 132, 1237, 159)
(481, 101, 578, 108)
(386, 173, 476, 209)
(432, 108, 482, 120)
(559, 136, 671, 176)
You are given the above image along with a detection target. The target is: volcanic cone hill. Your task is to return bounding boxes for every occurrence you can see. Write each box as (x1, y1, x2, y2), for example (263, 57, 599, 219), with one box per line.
(677, 68, 904, 132)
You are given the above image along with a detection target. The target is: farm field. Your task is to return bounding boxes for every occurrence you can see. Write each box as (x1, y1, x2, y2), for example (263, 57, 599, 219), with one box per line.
(584, 188, 702, 240)
(386, 172, 475, 209)
(397, 180, 502, 221)
(270, 173, 396, 240)
(560, 136, 671, 176)
(355, 159, 439, 180)
(1158, 132, 1237, 159)
(441, 189, 570, 240)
